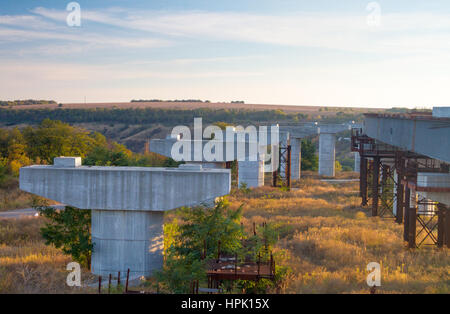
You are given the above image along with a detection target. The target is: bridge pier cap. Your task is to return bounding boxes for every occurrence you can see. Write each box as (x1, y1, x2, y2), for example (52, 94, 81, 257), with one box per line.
(19, 157, 231, 276)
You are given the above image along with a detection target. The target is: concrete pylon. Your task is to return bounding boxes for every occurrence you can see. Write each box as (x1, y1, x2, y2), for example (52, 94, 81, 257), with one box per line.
(238, 159, 264, 188)
(20, 157, 231, 277)
(318, 133, 336, 177)
(354, 152, 361, 173)
(290, 138, 302, 180)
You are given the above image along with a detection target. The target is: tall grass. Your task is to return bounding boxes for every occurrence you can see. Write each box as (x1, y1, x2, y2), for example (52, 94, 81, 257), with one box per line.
(0, 217, 94, 293)
(231, 174, 449, 294)
(0, 173, 448, 293)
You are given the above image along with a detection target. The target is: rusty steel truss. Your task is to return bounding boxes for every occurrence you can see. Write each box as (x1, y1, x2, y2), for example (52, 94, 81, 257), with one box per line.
(272, 145, 291, 189)
(351, 128, 450, 249)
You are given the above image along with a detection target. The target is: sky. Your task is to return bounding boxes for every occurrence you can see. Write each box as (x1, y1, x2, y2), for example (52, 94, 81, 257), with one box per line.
(1, 0, 450, 108)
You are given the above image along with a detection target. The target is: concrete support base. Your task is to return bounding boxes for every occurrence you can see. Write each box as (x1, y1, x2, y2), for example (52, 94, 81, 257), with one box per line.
(91, 210, 164, 277)
(291, 138, 301, 180)
(318, 133, 335, 177)
(238, 160, 264, 188)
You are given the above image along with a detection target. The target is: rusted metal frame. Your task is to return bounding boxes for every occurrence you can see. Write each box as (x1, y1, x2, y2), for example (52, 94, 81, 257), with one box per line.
(98, 276, 102, 294)
(125, 268, 130, 293)
(273, 145, 291, 188)
(404, 186, 411, 242)
(372, 157, 380, 217)
(286, 145, 291, 189)
(416, 213, 438, 247)
(416, 196, 439, 247)
(360, 155, 368, 206)
(407, 187, 417, 249)
(395, 153, 405, 224)
(378, 162, 396, 218)
(437, 204, 450, 248)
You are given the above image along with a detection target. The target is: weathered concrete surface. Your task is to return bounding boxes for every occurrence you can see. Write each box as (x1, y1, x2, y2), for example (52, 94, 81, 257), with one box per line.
(433, 107, 450, 118)
(364, 114, 450, 163)
(20, 165, 230, 211)
(417, 173, 450, 206)
(54, 157, 81, 167)
(20, 160, 231, 277)
(91, 210, 163, 277)
(291, 138, 302, 180)
(238, 159, 264, 188)
(318, 133, 335, 177)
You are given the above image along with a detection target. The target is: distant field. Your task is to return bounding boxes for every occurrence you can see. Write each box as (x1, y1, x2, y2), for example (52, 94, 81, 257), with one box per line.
(8, 101, 383, 115)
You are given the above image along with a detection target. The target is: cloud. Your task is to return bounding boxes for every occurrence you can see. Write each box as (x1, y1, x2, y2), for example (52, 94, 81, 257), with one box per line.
(31, 7, 450, 54)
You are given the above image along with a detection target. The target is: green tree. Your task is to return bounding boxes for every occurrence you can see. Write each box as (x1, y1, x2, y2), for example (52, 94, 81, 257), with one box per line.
(22, 119, 98, 163)
(83, 146, 130, 166)
(301, 139, 318, 171)
(34, 199, 93, 269)
(156, 199, 244, 293)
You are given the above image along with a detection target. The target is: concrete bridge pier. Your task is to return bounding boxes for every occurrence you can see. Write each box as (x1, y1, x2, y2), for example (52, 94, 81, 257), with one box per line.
(290, 138, 302, 180)
(19, 157, 231, 277)
(91, 209, 164, 277)
(238, 158, 264, 188)
(318, 132, 336, 177)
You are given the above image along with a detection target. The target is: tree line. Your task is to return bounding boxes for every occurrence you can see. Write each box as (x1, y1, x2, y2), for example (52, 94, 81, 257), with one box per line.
(0, 107, 307, 125)
(0, 119, 172, 185)
(0, 99, 57, 107)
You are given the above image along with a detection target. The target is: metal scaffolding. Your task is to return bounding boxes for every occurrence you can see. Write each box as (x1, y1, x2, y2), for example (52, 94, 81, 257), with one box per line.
(351, 128, 450, 249)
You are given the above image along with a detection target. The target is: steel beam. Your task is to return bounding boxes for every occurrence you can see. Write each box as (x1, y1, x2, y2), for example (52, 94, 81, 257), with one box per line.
(360, 156, 368, 206)
(372, 157, 380, 216)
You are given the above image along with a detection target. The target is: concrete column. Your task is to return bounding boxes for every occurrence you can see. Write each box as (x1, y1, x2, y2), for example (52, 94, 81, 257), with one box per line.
(91, 210, 164, 277)
(238, 159, 264, 188)
(354, 152, 360, 173)
(290, 138, 302, 180)
(318, 133, 335, 177)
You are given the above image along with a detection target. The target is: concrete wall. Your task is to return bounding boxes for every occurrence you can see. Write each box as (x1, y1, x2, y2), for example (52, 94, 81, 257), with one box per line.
(318, 133, 335, 177)
(91, 210, 164, 277)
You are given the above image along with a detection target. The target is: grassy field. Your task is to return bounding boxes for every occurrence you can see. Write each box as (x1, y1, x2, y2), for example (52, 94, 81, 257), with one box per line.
(7, 101, 383, 115)
(0, 173, 448, 293)
(231, 172, 449, 294)
(0, 178, 34, 212)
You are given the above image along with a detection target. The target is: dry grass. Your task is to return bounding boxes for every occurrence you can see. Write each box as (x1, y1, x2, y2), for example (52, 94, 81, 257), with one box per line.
(0, 217, 95, 293)
(0, 178, 34, 212)
(0, 172, 448, 294)
(230, 173, 449, 294)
